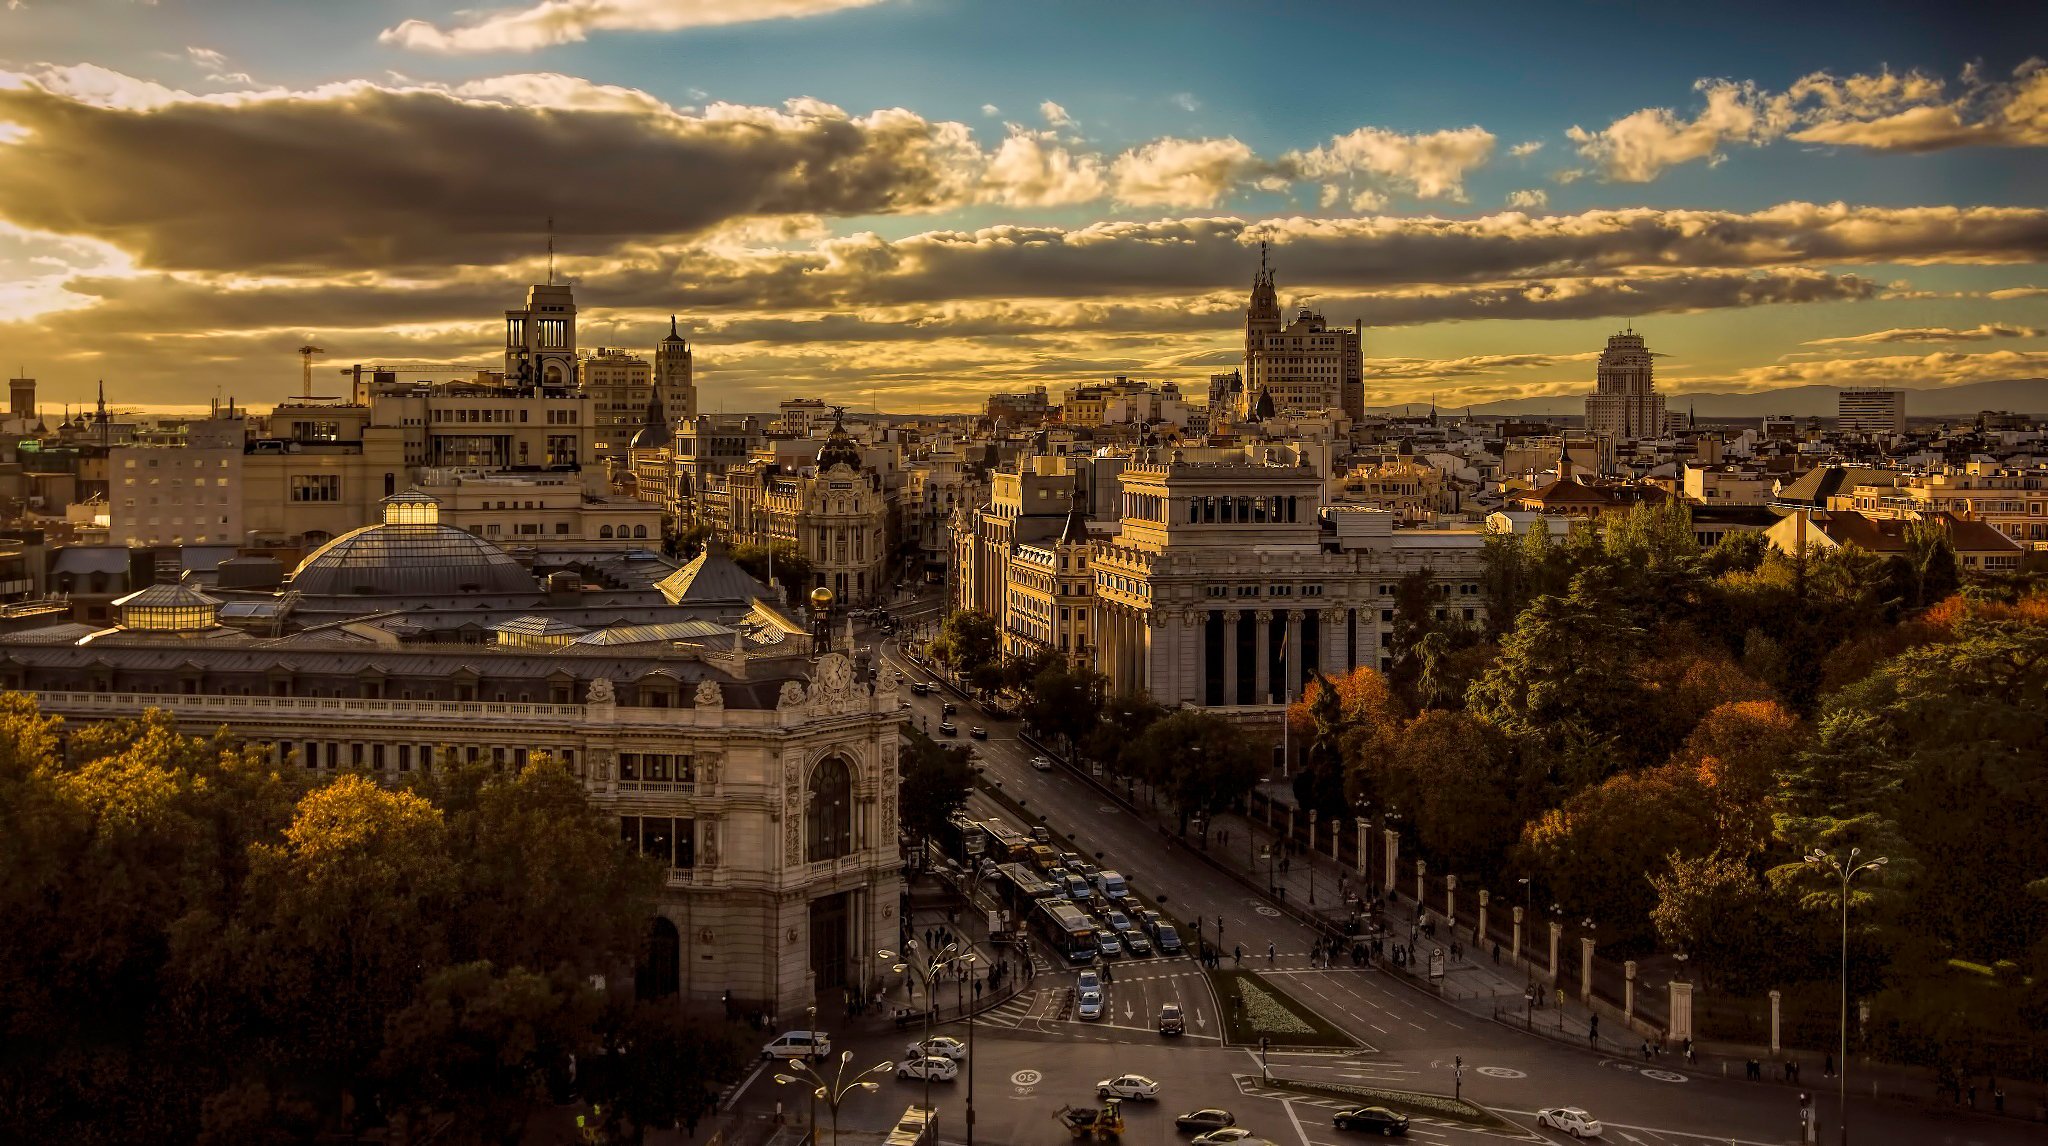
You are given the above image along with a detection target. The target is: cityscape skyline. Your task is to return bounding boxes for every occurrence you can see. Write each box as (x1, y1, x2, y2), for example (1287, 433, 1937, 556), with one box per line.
(3, 1, 2047, 412)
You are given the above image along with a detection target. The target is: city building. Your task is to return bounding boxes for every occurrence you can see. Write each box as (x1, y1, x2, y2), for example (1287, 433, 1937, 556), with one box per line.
(986, 387, 1051, 428)
(1766, 508, 2023, 573)
(504, 283, 579, 389)
(1583, 329, 1668, 441)
(1837, 389, 1907, 435)
(580, 347, 653, 456)
(1680, 464, 1775, 507)
(1000, 503, 1095, 663)
(1241, 252, 1365, 420)
(110, 416, 245, 547)
(1086, 449, 1487, 708)
(712, 412, 891, 603)
(4, 491, 903, 1017)
(778, 398, 831, 438)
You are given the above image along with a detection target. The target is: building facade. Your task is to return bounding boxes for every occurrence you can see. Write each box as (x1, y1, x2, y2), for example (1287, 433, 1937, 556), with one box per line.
(1584, 329, 1667, 441)
(1240, 256, 1364, 421)
(1837, 389, 1906, 436)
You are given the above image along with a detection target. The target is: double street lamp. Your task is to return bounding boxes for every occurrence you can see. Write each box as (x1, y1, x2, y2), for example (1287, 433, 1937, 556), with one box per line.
(773, 1038, 893, 1146)
(880, 938, 980, 1146)
(1805, 847, 1886, 1146)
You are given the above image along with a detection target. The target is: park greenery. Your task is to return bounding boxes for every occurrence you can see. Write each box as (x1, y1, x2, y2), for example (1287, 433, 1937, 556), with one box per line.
(898, 725, 975, 864)
(1280, 503, 2047, 1077)
(0, 702, 746, 1143)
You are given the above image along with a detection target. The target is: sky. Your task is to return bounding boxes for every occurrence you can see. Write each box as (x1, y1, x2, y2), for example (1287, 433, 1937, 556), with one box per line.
(2, 0, 2046, 415)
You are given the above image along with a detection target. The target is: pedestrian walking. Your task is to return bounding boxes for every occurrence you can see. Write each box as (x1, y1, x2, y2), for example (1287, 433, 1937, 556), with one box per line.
(1824, 1051, 1833, 1077)
(1994, 1088, 2004, 1114)
(1492, 941, 1501, 964)
(1969, 1084, 1977, 1109)
(1234, 944, 1243, 965)
(1642, 1040, 1653, 1061)
(1685, 1039, 1697, 1067)
(1268, 941, 1276, 963)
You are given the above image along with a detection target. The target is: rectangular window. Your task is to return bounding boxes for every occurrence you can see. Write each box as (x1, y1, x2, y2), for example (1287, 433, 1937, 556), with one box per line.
(290, 474, 340, 502)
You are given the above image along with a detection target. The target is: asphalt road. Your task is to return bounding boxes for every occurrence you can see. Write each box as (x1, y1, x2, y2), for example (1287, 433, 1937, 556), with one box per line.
(727, 627, 2037, 1146)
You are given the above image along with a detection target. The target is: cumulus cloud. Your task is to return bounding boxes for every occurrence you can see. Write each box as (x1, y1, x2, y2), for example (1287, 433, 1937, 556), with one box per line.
(1111, 137, 1264, 207)
(1804, 323, 2044, 345)
(980, 129, 1108, 207)
(381, 0, 888, 54)
(1509, 140, 1544, 158)
(1287, 125, 1496, 200)
(1987, 285, 2048, 300)
(1506, 189, 1548, 210)
(1570, 61, 2048, 182)
(1171, 92, 1201, 112)
(1040, 100, 1077, 130)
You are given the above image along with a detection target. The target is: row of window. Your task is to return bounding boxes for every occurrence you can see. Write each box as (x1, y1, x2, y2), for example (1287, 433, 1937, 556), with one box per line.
(285, 741, 573, 773)
(1186, 495, 1303, 525)
(1206, 583, 1328, 598)
(621, 815, 697, 868)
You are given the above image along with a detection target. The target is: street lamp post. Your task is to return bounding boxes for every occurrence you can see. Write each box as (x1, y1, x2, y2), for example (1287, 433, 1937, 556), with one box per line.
(1805, 847, 1886, 1146)
(1260, 844, 1275, 896)
(881, 938, 979, 1146)
(774, 1048, 894, 1146)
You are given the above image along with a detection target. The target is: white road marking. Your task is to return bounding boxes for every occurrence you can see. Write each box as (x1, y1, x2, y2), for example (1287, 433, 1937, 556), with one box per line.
(1283, 1098, 1313, 1146)
(723, 1059, 769, 1108)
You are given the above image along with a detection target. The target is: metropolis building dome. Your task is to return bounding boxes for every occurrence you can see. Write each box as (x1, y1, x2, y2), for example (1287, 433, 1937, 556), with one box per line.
(288, 490, 537, 597)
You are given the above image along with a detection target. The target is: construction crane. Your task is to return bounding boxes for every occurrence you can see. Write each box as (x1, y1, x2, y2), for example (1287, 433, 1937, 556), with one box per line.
(296, 344, 324, 399)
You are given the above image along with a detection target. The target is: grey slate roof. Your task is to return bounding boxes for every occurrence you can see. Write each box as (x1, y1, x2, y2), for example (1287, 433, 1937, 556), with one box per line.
(656, 549, 774, 604)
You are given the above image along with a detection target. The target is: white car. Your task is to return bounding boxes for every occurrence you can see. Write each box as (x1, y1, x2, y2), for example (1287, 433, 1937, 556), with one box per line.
(1031, 755, 1055, 771)
(1535, 1107, 1602, 1138)
(1077, 989, 1105, 1020)
(761, 1030, 831, 1061)
(898, 1056, 959, 1082)
(1097, 1074, 1160, 1100)
(906, 1036, 966, 1061)
(1078, 969, 1101, 993)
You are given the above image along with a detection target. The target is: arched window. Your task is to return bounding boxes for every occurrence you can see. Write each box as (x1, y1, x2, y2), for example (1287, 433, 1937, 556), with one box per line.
(635, 916, 679, 999)
(633, 524, 648, 538)
(805, 755, 853, 862)
(599, 525, 614, 538)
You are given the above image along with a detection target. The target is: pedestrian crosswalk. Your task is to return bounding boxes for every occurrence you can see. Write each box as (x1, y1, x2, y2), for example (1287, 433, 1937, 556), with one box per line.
(1231, 1077, 1541, 1142)
(977, 989, 1041, 1028)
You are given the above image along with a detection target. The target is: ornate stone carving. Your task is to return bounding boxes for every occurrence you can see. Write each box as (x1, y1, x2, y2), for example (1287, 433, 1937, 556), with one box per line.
(777, 680, 807, 710)
(701, 818, 719, 868)
(699, 753, 720, 787)
(586, 677, 614, 704)
(694, 678, 725, 709)
(784, 758, 801, 864)
(589, 748, 615, 782)
(881, 792, 897, 836)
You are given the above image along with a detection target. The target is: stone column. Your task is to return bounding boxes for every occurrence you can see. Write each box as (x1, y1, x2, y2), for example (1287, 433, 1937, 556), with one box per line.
(1445, 875, 1458, 932)
(1308, 817, 1317, 862)
(1624, 960, 1637, 1024)
(1354, 818, 1369, 880)
(1414, 858, 1426, 907)
(1669, 980, 1694, 1042)
(1382, 829, 1398, 896)
(1253, 610, 1273, 704)
(1222, 610, 1240, 704)
(1329, 817, 1341, 863)
(1547, 921, 1563, 983)
(1512, 906, 1523, 962)
(1180, 612, 1200, 704)
(1477, 891, 1489, 951)
(1283, 609, 1303, 704)
(1769, 988, 1782, 1053)
(1580, 936, 1595, 1002)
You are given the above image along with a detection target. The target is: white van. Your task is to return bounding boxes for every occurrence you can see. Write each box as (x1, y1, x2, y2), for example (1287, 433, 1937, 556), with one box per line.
(761, 1030, 832, 1061)
(1094, 870, 1128, 899)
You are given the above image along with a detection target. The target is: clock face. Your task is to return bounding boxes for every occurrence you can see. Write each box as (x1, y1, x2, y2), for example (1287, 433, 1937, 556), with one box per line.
(821, 656, 851, 691)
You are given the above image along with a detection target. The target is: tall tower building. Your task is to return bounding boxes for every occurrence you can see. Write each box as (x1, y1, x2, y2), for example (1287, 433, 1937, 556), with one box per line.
(505, 283, 578, 389)
(8, 375, 33, 421)
(657, 315, 696, 422)
(1241, 247, 1364, 420)
(1584, 328, 1667, 441)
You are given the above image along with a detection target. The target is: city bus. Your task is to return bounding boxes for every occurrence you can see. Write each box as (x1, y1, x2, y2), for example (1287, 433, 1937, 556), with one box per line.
(980, 819, 1032, 864)
(1032, 896, 1099, 965)
(994, 863, 1061, 919)
(935, 814, 985, 867)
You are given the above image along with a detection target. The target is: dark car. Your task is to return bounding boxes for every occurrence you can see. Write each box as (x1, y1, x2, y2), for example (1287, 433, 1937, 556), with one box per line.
(1155, 924, 1183, 956)
(941, 701, 957, 716)
(938, 721, 957, 736)
(1175, 1109, 1234, 1133)
(910, 681, 930, 695)
(1333, 1106, 1408, 1136)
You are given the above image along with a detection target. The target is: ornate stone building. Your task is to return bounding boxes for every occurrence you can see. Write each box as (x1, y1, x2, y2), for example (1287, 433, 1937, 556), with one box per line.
(4, 495, 902, 1020)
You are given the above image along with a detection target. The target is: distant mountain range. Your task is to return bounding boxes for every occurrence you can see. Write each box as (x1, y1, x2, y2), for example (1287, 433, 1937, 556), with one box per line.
(1375, 378, 2048, 420)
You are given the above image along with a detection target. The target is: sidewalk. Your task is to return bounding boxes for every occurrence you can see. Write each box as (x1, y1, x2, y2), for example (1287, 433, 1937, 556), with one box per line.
(833, 868, 1025, 1040)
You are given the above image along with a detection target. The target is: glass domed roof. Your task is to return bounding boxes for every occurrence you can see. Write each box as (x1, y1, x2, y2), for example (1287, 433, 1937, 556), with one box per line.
(288, 491, 536, 597)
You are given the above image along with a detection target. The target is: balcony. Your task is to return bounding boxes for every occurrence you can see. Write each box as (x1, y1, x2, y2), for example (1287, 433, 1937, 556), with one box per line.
(666, 867, 695, 887)
(617, 779, 696, 795)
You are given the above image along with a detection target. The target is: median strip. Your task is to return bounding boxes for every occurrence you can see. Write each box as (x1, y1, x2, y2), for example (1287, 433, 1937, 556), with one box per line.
(1244, 1075, 1516, 1132)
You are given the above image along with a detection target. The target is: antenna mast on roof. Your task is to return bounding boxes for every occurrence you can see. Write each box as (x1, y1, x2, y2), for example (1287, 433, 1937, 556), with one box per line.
(546, 216, 555, 285)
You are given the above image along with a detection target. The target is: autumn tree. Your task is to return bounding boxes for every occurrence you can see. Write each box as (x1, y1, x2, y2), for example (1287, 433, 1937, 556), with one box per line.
(1516, 763, 1719, 942)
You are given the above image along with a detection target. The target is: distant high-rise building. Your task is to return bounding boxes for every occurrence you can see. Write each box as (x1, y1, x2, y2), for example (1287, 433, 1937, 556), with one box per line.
(1837, 388, 1905, 435)
(579, 347, 652, 456)
(1241, 248, 1364, 420)
(9, 375, 33, 421)
(657, 314, 696, 423)
(504, 283, 578, 389)
(1584, 329, 1667, 440)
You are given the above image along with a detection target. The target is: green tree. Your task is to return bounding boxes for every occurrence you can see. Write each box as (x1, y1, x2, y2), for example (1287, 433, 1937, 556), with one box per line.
(898, 727, 974, 863)
(1895, 517, 1960, 610)
(930, 610, 1001, 687)
(1700, 530, 1769, 578)
(1649, 850, 1782, 988)
(1516, 763, 1720, 942)
(587, 1000, 748, 1143)
(1126, 710, 1260, 833)
(1386, 569, 1440, 705)
(1466, 567, 1649, 788)
(1020, 659, 1106, 762)
(731, 542, 813, 606)
(1089, 692, 1167, 784)
(1389, 710, 1518, 872)
(1291, 671, 1351, 826)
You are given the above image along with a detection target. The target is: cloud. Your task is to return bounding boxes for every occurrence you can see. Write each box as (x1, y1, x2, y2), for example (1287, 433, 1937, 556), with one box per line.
(381, 0, 888, 54)
(980, 103, 1000, 117)
(980, 129, 1108, 207)
(0, 68, 988, 272)
(1505, 188, 1547, 210)
(1111, 137, 1263, 207)
(1692, 349, 2048, 393)
(1987, 286, 2048, 300)
(1040, 100, 1076, 130)
(1804, 323, 2044, 345)
(1569, 62, 2048, 182)
(1567, 79, 1789, 182)
(1171, 92, 1201, 112)
(1286, 125, 1495, 200)
(1509, 140, 1544, 158)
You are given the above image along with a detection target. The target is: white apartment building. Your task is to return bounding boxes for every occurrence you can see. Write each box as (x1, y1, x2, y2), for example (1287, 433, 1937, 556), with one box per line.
(1837, 389, 1906, 435)
(1681, 464, 1775, 507)
(109, 417, 245, 547)
(778, 398, 830, 437)
(1241, 253, 1364, 420)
